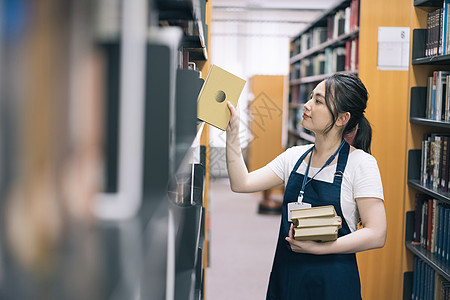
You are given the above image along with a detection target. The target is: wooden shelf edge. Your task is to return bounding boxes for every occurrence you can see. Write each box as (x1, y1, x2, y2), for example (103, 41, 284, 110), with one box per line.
(407, 179, 450, 204)
(412, 54, 450, 65)
(410, 117, 450, 128)
(290, 70, 359, 85)
(414, 0, 444, 7)
(405, 242, 450, 282)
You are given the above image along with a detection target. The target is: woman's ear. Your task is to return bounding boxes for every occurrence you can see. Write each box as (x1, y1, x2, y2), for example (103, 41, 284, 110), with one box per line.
(335, 112, 351, 127)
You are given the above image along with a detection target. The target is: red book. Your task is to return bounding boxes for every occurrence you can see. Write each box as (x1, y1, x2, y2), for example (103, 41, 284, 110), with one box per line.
(345, 40, 351, 71)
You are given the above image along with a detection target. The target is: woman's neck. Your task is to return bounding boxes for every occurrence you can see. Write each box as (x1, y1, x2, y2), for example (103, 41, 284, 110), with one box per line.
(313, 134, 343, 159)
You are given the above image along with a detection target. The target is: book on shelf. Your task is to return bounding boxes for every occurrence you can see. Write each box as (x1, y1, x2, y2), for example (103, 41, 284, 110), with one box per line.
(426, 71, 450, 121)
(446, 75, 450, 121)
(196, 64, 246, 131)
(420, 133, 450, 192)
(291, 0, 360, 57)
(425, 1, 450, 57)
(412, 193, 450, 264)
(440, 136, 449, 191)
(412, 256, 450, 300)
(413, 193, 429, 244)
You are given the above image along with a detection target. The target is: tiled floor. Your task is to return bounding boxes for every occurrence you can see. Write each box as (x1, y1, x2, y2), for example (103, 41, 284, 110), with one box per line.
(205, 178, 282, 300)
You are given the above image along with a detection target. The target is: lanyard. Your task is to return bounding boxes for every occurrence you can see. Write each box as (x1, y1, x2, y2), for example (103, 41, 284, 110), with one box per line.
(298, 139, 346, 203)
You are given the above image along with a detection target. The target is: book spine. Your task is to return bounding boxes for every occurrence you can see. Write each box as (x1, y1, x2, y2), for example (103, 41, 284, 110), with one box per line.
(422, 136, 428, 186)
(434, 136, 442, 190)
(432, 71, 437, 120)
(427, 11, 431, 56)
(443, 206, 449, 262)
(412, 256, 418, 300)
(446, 1, 450, 54)
(429, 135, 436, 188)
(446, 75, 450, 121)
(427, 76, 433, 119)
(345, 40, 351, 71)
(436, 72, 443, 121)
(446, 206, 450, 263)
(431, 199, 438, 253)
(440, 7, 445, 55)
(440, 136, 448, 191)
(444, 1, 448, 55)
(418, 259, 424, 299)
(427, 199, 433, 251)
(422, 200, 427, 248)
(414, 194, 424, 244)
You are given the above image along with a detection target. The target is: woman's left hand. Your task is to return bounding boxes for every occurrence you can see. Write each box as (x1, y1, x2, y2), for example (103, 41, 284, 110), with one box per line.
(285, 223, 324, 254)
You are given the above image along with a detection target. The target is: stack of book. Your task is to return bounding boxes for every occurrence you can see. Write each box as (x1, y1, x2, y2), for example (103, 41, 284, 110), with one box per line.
(290, 205, 342, 242)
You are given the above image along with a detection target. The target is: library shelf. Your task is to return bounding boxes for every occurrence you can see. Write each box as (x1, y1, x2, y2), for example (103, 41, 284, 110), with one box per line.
(289, 70, 359, 85)
(405, 211, 450, 282)
(407, 179, 450, 204)
(290, 29, 359, 64)
(410, 118, 450, 128)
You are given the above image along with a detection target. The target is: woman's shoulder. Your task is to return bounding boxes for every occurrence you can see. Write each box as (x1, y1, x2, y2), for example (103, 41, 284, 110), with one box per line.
(348, 148, 379, 165)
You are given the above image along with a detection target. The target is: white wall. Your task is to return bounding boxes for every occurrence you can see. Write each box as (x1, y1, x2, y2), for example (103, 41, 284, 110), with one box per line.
(209, 13, 298, 148)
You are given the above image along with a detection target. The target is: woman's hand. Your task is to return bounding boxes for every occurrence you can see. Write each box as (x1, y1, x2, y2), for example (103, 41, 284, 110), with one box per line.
(285, 224, 326, 254)
(226, 101, 240, 137)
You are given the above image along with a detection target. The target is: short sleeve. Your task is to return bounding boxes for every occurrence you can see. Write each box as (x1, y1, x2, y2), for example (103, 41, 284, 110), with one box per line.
(267, 150, 288, 181)
(353, 155, 384, 201)
(266, 145, 313, 183)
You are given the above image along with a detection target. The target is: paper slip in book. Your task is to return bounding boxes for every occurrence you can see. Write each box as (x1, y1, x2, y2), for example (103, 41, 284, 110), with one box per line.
(290, 205, 337, 220)
(294, 225, 339, 242)
(197, 65, 246, 131)
(293, 216, 342, 228)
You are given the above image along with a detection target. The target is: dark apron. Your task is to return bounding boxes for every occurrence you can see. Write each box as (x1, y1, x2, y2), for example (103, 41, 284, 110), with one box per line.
(266, 141, 361, 300)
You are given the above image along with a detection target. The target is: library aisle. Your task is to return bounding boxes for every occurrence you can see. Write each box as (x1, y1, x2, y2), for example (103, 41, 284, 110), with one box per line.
(206, 178, 281, 300)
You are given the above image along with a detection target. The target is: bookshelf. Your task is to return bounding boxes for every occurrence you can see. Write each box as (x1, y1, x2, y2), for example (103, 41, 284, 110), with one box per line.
(157, 0, 209, 61)
(287, 0, 360, 146)
(404, 1, 450, 298)
(0, 0, 211, 299)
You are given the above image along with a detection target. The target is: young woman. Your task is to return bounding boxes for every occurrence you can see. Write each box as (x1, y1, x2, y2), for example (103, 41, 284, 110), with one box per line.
(226, 74, 386, 300)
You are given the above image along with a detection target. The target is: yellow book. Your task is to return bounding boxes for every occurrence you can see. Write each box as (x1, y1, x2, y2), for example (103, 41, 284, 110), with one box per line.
(290, 205, 336, 220)
(293, 225, 339, 242)
(197, 65, 246, 131)
(292, 215, 342, 229)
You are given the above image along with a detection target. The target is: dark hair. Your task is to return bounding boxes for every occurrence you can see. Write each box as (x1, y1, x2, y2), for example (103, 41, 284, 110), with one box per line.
(323, 73, 372, 153)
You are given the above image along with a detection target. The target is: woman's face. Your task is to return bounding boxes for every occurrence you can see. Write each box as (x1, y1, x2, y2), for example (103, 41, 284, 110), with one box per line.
(301, 80, 334, 134)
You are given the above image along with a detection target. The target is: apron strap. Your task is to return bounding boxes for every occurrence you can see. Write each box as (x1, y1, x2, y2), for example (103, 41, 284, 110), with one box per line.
(333, 140, 350, 184)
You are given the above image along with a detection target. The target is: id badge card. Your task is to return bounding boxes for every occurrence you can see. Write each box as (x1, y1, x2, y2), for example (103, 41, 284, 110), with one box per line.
(288, 201, 311, 222)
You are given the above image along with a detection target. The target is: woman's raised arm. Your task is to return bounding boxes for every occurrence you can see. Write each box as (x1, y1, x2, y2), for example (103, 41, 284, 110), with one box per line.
(226, 102, 283, 193)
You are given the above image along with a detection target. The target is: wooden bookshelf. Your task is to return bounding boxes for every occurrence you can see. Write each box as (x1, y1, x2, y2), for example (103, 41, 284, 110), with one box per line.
(287, 0, 360, 146)
(356, 0, 412, 299)
(0, 0, 211, 299)
(403, 0, 450, 298)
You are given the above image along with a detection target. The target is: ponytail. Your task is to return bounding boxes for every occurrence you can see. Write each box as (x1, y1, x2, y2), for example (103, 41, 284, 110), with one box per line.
(324, 73, 372, 154)
(352, 115, 372, 154)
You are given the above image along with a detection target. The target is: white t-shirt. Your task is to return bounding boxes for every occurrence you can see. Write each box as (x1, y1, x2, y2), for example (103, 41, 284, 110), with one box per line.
(267, 144, 384, 232)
